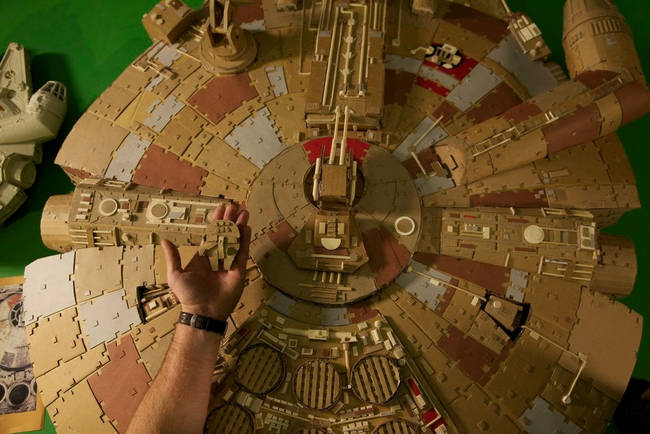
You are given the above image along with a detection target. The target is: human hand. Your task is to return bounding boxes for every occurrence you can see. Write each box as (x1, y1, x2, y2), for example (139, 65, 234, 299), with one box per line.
(161, 204, 251, 321)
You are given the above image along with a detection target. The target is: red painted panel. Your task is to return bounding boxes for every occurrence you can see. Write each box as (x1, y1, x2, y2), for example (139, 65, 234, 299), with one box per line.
(133, 145, 207, 195)
(303, 137, 370, 165)
(347, 301, 380, 323)
(466, 82, 522, 124)
(576, 70, 619, 89)
(87, 335, 152, 433)
(542, 104, 602, 154)
(502, 101, 543, 124)
(233, 0, 263, 25)
(62, 166, 93, 180)
(615, 81, 650, 125)
(362, 226, 411, 287)
(413, 253, 508, 295)
(469, 190, 548, 208)
(436, 325, 501, 385)
(188, 73, 258, 125)
(267, 220, 296, 251)
(443, 3, 508, 43)
(415, 76, 451, 97)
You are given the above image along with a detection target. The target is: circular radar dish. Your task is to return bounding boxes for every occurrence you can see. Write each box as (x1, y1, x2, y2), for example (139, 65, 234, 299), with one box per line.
(149, 202, 169, 220)
(523, 224, 545, 244)
(293, 359, 342, 410)
(350, 355, 401, 404)
(98, 198, 119, 217)
(373, 420, 419, 434)
(248, 140, 421, 305)
(394, 216, 416, 236)
(234, 343, 285, 395)
(204, 404, 253, 434)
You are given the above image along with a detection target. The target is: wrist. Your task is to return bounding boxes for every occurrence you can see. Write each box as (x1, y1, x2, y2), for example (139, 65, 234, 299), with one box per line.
(174, 323, 222, 353)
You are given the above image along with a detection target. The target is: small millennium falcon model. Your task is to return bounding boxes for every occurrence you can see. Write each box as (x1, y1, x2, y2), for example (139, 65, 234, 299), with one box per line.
(0, 43, 67, 225)
(23, 0, 649, 433)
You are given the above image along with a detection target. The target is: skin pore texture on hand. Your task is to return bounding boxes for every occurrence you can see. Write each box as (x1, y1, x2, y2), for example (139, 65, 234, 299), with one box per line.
(126, 203, 251, 434)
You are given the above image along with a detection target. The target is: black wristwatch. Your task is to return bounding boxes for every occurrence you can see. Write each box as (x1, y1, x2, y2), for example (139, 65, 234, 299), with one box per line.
(178, 312, 228, 336)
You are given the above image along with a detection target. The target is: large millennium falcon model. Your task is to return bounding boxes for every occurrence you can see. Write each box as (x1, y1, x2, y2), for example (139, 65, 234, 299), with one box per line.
(22, 0, 649, 433)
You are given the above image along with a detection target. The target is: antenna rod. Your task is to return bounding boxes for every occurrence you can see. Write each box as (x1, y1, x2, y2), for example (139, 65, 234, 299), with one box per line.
(339, 106, 351, 166)
(329, 106, 341, 164)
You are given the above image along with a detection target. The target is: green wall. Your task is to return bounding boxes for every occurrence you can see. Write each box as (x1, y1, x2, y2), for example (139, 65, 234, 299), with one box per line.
(0, 1, 646, 433)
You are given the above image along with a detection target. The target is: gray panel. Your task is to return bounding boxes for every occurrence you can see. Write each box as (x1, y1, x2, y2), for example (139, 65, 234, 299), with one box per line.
(395, 260, 451, 308)
(414, 175, 455, 196)
(385, 54, 422, 74)
(225, 107, 286, 168)
(78, 290, 141, 348)
(321, 307, 350, 326)
(446, 64, 502, 111)
(487, 35, 557, 96)
(265, 66, 289, 97)
(23, 251, 76, 325)
(266, 291, 296, 317)
(506, 268, 529, 302)
(104, 133, 151, 182)
(145, 74, 164, 91)
(143, 94, 184, 133)
(154, 43, 181, 67)
(519, 396, 581, 434)
(393, 117, 448, 162)
(418, 63, 460, 90)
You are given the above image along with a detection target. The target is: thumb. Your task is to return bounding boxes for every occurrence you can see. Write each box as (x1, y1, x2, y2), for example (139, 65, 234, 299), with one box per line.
(161, 239, 182, 282)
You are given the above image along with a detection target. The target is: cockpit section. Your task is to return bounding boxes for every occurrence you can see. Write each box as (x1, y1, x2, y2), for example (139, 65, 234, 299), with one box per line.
(40, 81, 66, 102)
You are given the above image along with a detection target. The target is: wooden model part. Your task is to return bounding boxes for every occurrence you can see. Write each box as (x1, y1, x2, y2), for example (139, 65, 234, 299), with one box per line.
(289, 106, 371, 275)
(500, 1, 551, 61)
(199, 0, 258, 75)
(411, 0, 439, 17)
(305, 1, 386, 131)
(437, 207, 637, 296)
(24, 0, 650, 432)
(142, 0, 197, 44)
(199, 220, 241, 270)
(40, 178, 240, 271)
(0, 43, 66, 225)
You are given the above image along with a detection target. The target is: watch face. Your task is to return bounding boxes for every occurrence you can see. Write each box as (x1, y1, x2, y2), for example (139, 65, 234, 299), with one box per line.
(180, 312, 227, 335)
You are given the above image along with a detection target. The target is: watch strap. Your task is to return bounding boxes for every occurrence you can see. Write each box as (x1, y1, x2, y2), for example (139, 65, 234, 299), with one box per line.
(178, 311, 228, 335)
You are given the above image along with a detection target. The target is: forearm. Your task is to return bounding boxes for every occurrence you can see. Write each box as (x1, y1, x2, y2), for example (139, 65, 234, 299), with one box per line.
(128, 324, 221, 434)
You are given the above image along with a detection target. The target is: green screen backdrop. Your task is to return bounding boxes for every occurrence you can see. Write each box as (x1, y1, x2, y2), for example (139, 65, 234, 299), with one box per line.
(0, 1, 647, 433)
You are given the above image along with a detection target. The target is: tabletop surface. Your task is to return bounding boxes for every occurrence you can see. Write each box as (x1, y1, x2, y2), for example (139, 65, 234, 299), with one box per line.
(0, 1, 647, 433)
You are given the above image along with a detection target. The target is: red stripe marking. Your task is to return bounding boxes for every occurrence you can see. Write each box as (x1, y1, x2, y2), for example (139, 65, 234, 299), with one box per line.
(415, 76, 451, 97)
(303, 137, 370, 165)
(515, 247, 536, 252)
(407, 377, 421, 395)
(432, 419, 446, 429)
(422, 408, 440, 424)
